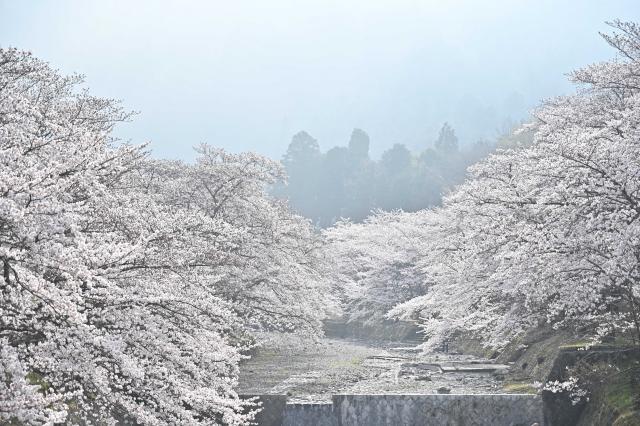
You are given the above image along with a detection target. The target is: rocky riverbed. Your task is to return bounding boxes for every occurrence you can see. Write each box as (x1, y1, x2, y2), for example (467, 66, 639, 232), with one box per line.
(237, 337, 512, 402)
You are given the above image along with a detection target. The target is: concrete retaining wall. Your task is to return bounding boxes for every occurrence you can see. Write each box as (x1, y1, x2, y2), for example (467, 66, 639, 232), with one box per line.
(282, 403, 335, 426)
(248, 394, 545, 426)
(333, 394, 544, 426)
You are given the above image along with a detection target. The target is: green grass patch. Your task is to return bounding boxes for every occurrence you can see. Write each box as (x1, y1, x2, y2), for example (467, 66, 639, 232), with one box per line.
(605, 378, 636, 413)
(559, 340, 591, 350)
(559, 337, 637, 351)
(503, 382, 538, 394)
(329, 357, 364, 369)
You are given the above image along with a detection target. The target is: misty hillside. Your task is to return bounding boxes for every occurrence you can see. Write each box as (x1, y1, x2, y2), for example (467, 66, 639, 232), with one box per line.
(274, 123, 530, 226)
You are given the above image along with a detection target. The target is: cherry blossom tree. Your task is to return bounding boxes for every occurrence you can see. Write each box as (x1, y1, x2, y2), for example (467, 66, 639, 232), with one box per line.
(324, 211, 430, 327)
(137, 149, 333, 338)
(390, 20, 640, 350)
(0, 48, 330, 425)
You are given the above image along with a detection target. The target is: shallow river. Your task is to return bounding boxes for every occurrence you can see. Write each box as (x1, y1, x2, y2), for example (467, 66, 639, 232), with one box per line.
(237, 337, 509, 402)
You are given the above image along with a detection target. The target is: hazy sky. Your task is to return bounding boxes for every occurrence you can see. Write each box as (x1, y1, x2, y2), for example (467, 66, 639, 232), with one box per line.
(1, 1, 639, 160)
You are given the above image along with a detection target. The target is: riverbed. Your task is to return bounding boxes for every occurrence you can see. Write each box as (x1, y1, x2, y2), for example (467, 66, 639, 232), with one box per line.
(237, 337, 509, 402)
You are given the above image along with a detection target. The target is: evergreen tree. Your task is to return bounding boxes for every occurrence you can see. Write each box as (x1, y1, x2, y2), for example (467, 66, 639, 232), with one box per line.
(434, 122, 459, 153)
(280, 131, 322, 219)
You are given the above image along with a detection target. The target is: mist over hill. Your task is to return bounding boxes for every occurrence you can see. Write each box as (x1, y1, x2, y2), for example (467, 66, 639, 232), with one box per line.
(274, 122, 529, 226)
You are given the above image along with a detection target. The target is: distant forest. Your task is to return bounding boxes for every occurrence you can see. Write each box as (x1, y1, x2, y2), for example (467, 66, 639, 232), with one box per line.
(274, 122, 531, 227)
